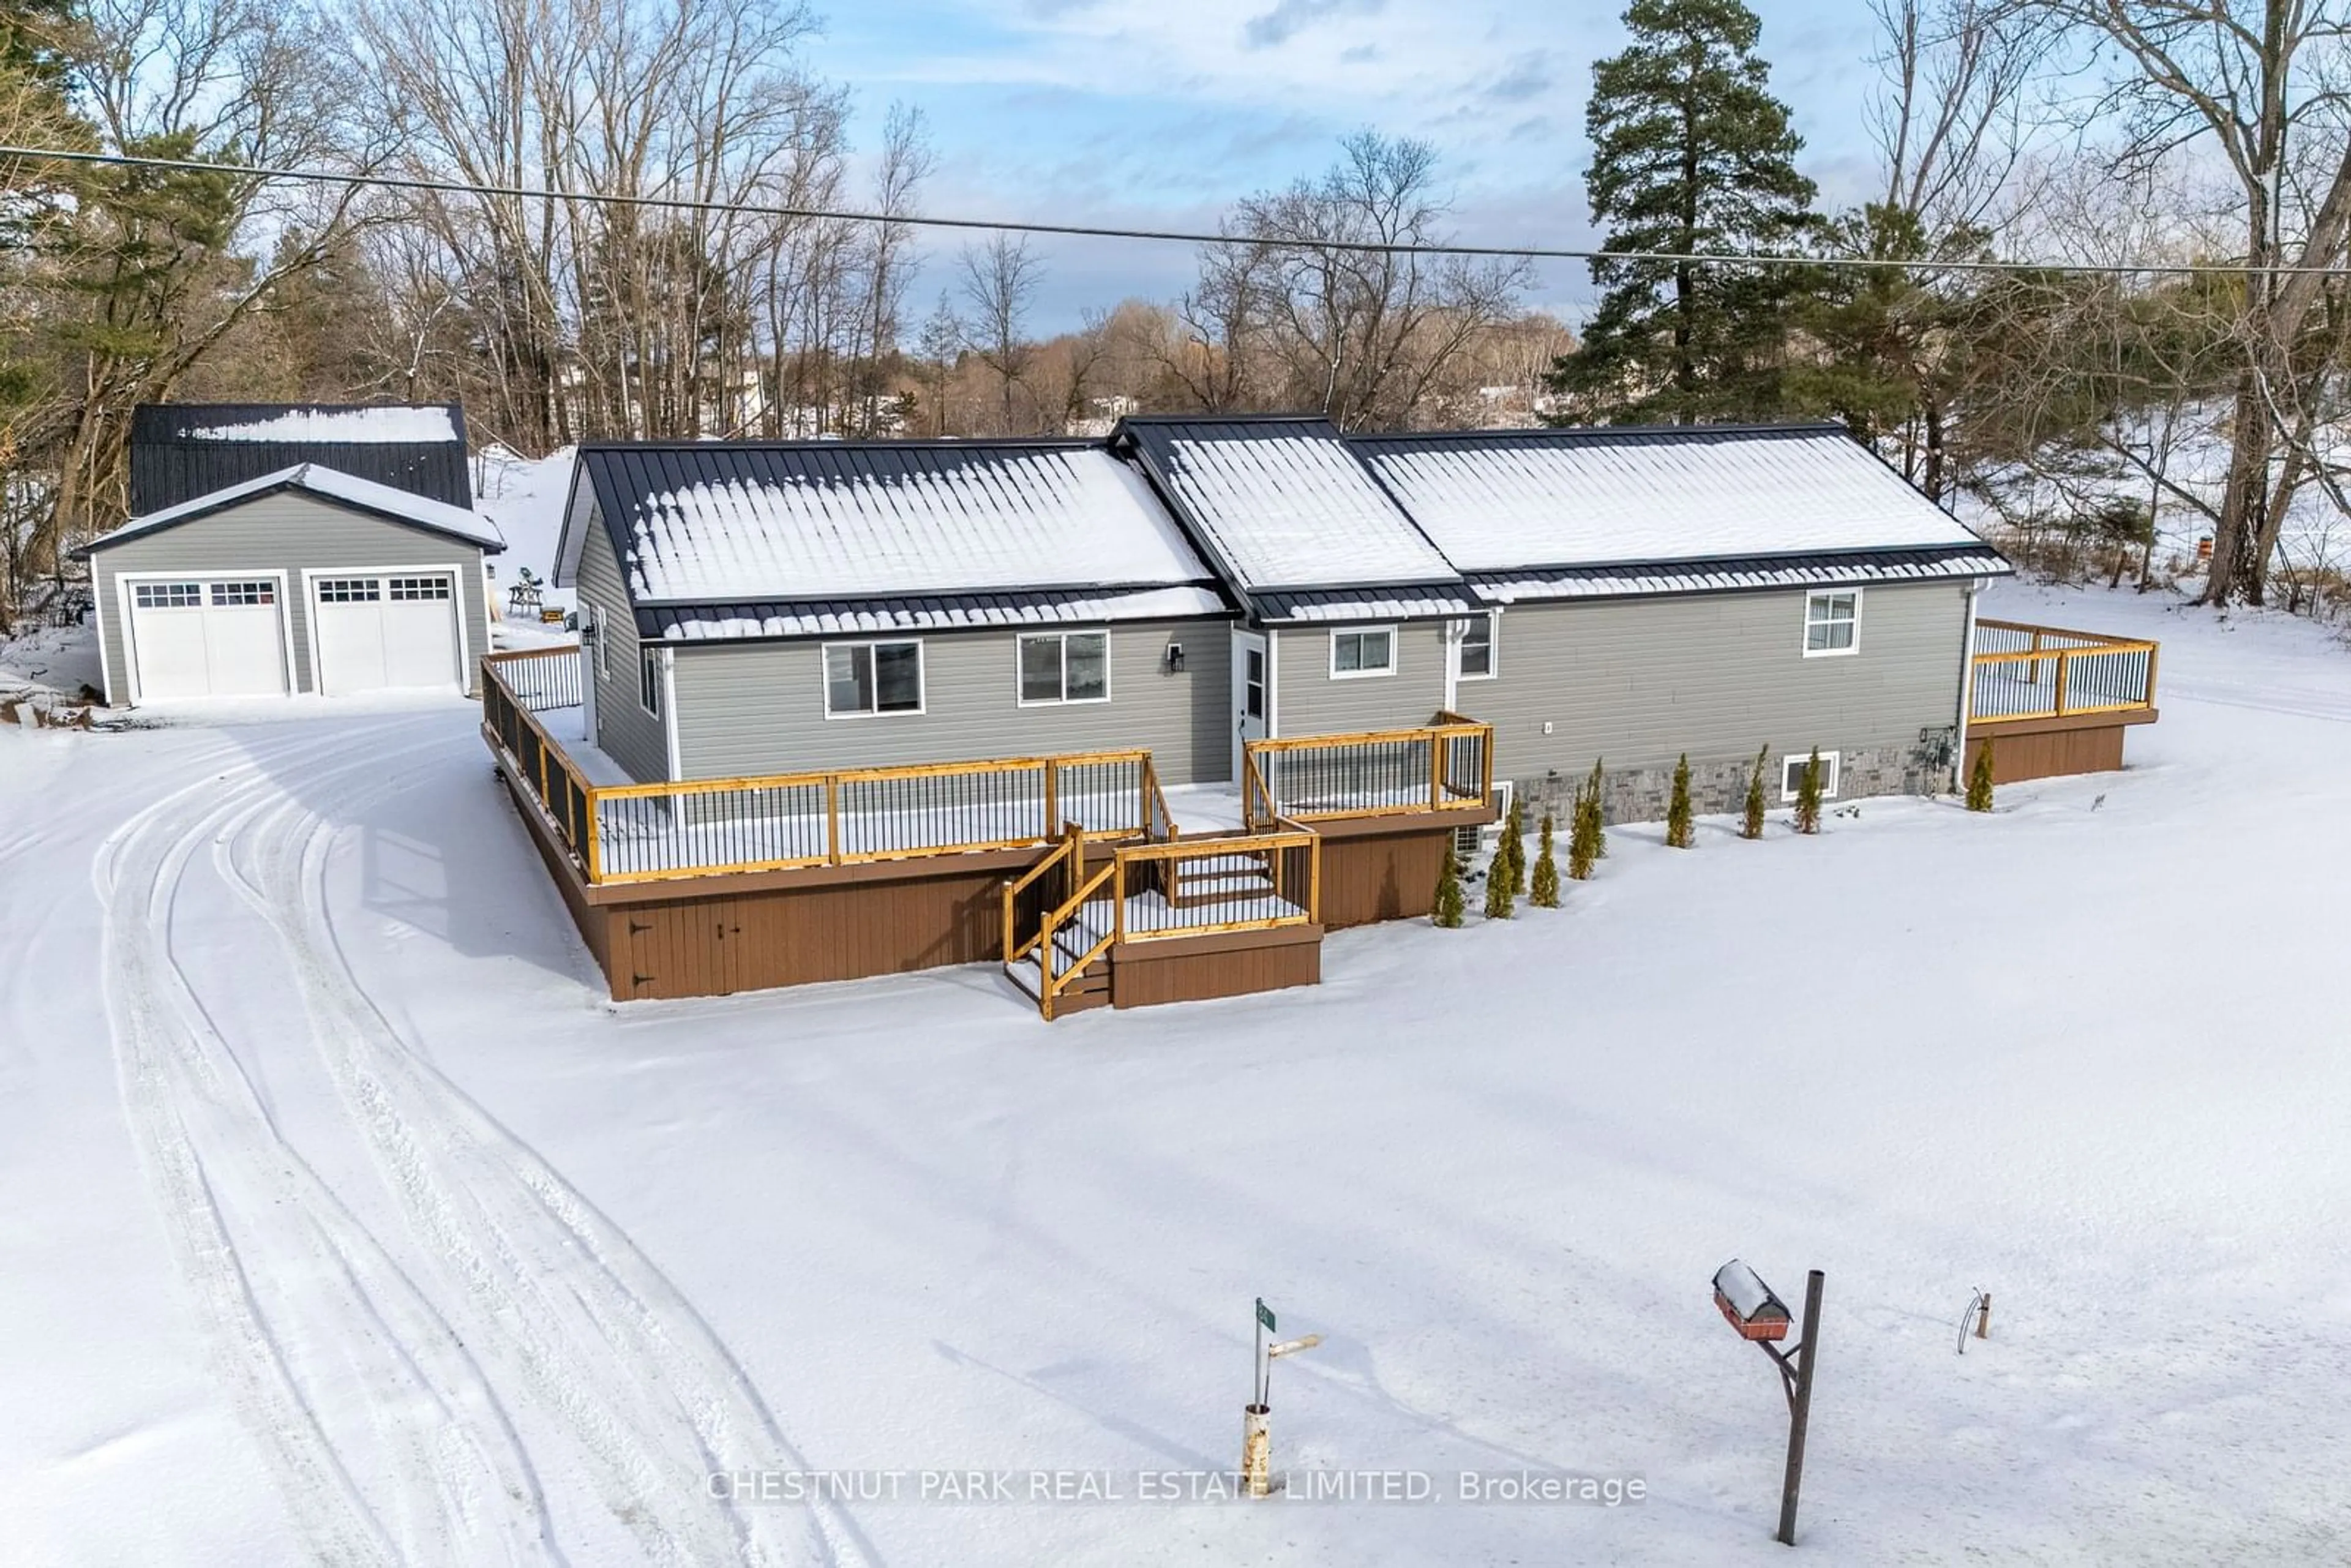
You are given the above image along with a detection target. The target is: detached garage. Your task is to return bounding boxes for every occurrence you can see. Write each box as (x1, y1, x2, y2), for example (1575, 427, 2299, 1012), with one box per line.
(80, 463, 504, 705)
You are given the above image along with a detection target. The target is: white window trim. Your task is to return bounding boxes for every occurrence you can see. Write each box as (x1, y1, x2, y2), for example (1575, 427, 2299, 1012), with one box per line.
(1328, 625, 1398, 680)
(822, 637, 928, 719)
(113, 568, 297, 705)
(1801, 587, 1862, 659)
(1780, 749, 1842, 803)
(1014, 628, 1113, 708)
(1457, 612, 1499, 681)
(638, 645, 662, 716)
(301, 565, 469, 697)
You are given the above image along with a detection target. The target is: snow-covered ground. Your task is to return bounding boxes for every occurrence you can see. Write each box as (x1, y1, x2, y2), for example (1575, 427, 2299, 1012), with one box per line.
(4, 582, 2349, 1564)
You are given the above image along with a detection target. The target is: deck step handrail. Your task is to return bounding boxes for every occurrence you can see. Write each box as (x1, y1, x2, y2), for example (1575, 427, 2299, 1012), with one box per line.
(1969, 620, 2159, 727)
(481, 653, 1163, 885)
(1244, 718, 1494, 828)
(1110, 826, 1321, 943)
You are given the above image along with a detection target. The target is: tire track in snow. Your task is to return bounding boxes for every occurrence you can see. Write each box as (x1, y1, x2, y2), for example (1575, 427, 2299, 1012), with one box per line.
(209, 724, 863, 1568)
(92, 721, 560, 1567)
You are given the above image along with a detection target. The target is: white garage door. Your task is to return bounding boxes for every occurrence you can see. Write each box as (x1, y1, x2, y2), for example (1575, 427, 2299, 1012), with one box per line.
(129, 579, 289, 700)
(313, 574, 460, 694)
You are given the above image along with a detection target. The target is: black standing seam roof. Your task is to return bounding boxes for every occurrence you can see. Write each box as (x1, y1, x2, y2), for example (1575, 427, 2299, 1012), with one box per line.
(129, 403, 473, 513)
(635, 583, 1235, 642)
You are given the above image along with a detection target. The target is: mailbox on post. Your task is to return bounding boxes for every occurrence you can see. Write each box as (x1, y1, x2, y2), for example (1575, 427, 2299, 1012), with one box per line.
(1713, 1259, 1792, 1342)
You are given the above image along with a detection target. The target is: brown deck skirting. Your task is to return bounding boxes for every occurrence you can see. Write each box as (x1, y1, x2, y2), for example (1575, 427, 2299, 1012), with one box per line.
(1110, 923, 1322, 1008)
(1965, 708, 2159, 786)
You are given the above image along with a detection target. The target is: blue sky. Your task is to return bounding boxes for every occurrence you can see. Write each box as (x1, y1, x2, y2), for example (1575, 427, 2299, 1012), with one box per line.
(809, 1, 1890, 332)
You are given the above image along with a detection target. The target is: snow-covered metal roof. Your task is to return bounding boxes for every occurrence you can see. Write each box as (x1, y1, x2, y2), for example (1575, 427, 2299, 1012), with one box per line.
(1250, 585, 1486, 623)
(130, 402, 473, 512)
(638, 584, 1231, 642)
(1356, 424, 1992, 572)
(1117, 417, 1460, 591)
(1472, 545, 2009, 604)
(571, 441, 1214, 604)
(80, 462, 506, 554)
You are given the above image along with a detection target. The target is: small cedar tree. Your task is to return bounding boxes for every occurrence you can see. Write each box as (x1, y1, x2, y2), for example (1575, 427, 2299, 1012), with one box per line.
(1740, 744, 1768, 839)
(1567, 781, 1599, 880)
(1531, 811, 1562, 907)
(1665, 753, 1695, 848)
(1433, 847, 1466, 927)
(1483, 845, 1516, 919)
(1793, 746, 1824, 835)
(1584, 758, 1610, 860)
(1503, 797, 1528, 895)
(1966, 739, 1995, 812)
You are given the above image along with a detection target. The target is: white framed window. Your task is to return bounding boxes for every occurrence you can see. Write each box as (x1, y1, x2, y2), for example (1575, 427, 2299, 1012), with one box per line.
(639, 647, 661, 716)
(133, 582, 204, 609)
(1458, 613, 1497, 680)
(209, 580, 274, 606)
(1016, 630, 1110, 705)
(388, 576, 451, 601)
(1803, 589, 1860, 656)
(1780, 750, 1841, 802)
(317, 578, 382, 603)
(1329, 626, 1396, 679)
(824, 639, 924, 717)
(587, 604, 609, 679)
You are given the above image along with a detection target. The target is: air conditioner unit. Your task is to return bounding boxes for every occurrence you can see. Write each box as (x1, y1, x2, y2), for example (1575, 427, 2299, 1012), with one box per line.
(1457, 778, 1512, 861)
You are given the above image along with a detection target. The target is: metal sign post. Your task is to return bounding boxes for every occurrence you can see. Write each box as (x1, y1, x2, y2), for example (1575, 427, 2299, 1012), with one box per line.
(1242, 1298, 1322, 1499)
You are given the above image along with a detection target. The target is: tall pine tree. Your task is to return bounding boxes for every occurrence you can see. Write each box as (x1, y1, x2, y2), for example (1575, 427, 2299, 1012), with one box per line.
(1549, 0, 1817, 424)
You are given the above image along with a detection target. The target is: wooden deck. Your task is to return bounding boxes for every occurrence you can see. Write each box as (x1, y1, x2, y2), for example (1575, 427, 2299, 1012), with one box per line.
(481, 650, 1493, 1013)
(1967, 619, 2160, 783)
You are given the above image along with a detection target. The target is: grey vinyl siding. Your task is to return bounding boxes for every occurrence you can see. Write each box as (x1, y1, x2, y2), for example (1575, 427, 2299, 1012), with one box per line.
(88, 490, 490, 704)
(668, 619, 1232, 784)
(1273, 623, 1449, 736)
(577, 517, 670, 783)
(1468, 582, 1971, 781)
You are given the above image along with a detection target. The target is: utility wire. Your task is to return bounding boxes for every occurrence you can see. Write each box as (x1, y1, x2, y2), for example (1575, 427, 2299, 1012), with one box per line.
(3, 142, 2344, 278)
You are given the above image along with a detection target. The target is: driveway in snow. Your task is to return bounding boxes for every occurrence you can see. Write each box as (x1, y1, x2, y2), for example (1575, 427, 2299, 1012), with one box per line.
(2, 583, 2348, 1565)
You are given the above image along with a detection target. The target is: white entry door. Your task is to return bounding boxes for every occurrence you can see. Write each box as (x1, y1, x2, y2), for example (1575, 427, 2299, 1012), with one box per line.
(128, 579, 288, 700)
(312, 573, 460, 694)
(1231, 628, 1269, 782)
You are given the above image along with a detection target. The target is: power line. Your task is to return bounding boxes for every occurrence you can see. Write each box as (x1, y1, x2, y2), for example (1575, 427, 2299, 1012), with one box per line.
(2, 142, 2342, 278)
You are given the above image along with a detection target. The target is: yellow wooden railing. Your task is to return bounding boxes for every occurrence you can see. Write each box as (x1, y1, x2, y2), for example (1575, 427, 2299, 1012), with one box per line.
(1010, 822, 1324, 1020)
(1243, 716, 1494, 827)
(481, 653, 1166, 885)
(1970, 619, 2160, 726)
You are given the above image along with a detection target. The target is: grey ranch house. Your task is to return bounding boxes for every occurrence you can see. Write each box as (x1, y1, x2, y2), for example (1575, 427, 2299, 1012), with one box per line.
(553, 417, 2013, 818)
(497, 415, 2156, 1011)
(78, 402, 504, 705)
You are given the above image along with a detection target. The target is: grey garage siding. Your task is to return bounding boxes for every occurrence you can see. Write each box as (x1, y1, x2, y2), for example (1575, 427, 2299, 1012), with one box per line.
(577, 517, 671, 783)
(1466, 581, 1971, 785)
(88, 490, 490, 703)
(1272, 623, 1451, 737)
(667, 619, 1232, 784)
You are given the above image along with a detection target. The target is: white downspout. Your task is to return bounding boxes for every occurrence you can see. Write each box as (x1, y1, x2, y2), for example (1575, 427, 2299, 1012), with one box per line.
(1954, 583, 1981, 792)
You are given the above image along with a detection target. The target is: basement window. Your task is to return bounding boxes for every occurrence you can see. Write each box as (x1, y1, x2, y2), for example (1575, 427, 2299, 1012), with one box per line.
(1803, 590, 1861, 656)
(1780, 751, 1841, 802)
(1330, 626, 1396, 679)
(1017, 630, 1110, 705)
(824, 639, 924, 718)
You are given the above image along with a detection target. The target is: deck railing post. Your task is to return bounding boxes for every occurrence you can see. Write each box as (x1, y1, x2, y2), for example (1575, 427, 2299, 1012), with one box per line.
(1043, 760, 1057, 842)
(824, 775, 841, 865)
(1428, 734, 1442, 811)
(2053, 649, 2071, 716)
